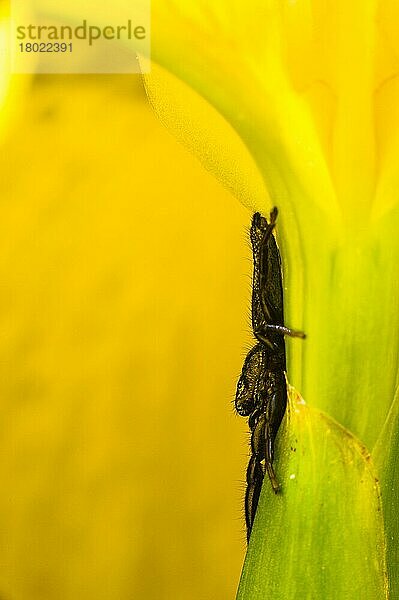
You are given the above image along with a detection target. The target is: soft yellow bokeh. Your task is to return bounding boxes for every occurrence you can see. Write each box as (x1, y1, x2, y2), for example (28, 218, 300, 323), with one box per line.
(0, 2, 31, 139)
(0, 75, 253, 599)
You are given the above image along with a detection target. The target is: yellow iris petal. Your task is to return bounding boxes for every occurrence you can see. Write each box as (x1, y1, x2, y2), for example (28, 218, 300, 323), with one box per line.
(150, 0, 399, 227)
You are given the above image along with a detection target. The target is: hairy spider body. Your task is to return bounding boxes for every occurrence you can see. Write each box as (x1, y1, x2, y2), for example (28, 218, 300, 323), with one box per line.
(235, 208, 305, 541)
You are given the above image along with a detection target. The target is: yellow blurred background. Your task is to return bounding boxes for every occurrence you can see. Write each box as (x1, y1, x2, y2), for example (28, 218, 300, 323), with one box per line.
(0, 73, 254, 599)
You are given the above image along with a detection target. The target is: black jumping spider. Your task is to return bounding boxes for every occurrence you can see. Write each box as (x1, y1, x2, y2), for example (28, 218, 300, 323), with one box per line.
(235, 208, 305, 541)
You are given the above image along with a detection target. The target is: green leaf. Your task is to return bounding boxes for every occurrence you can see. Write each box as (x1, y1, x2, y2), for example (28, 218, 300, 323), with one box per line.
(237, 388, 388, 599)
(374, 385, 399, 600)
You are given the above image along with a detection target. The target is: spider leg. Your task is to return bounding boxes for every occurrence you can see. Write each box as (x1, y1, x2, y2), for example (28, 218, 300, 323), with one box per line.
(245, 455, 264, 541)
(245, 412, 267, 540)
(264, 421, 280, 493)
(264, 371, 288, 493)
(264, 323, 306, 339)
(253, 327, 275, 349)
(252, 206, 278, 232)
